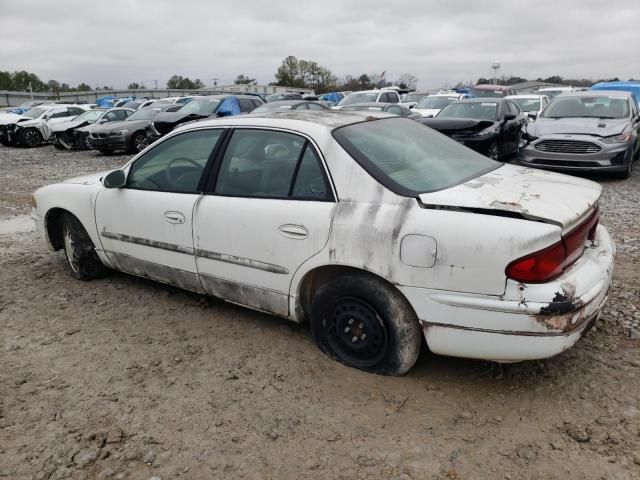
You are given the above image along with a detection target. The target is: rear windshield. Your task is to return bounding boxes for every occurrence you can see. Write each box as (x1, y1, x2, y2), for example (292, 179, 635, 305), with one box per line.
(333, 117, 498, 195)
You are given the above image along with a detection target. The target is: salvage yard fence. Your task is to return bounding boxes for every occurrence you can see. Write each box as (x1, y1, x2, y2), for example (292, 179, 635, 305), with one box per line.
(0, 88, 251, 107)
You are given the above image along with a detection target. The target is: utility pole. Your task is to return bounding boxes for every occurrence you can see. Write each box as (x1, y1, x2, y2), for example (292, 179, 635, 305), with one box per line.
(29, 82, 33, 100)
(491, 62, 501, 85)
(212, 78, 219, 88)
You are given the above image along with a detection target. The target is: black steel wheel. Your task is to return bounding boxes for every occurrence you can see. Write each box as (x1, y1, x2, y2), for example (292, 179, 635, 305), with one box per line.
(325, 297, 389, 368)
(310, 272, 422, 376)
(19, 128, 43, 148)
(60, 213, 108, 281)
(487, 140, 500, 160)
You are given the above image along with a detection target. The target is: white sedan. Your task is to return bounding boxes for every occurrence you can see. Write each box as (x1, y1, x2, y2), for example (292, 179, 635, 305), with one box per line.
(31, 111, 615, 375)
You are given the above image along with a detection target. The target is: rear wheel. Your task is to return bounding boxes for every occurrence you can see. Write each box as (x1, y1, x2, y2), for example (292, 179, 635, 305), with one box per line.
(60, 213, 107, 280)
(310, 273, 422, 376)
(19, 128, 43, 148)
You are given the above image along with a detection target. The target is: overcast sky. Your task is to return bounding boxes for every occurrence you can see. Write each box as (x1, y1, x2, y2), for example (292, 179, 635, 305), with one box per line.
(0, 0, 638, 90)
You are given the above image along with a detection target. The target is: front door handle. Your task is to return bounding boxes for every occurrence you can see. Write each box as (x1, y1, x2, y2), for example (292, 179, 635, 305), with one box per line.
(164, 211, 185, 224)
(279, 224, 308, 239)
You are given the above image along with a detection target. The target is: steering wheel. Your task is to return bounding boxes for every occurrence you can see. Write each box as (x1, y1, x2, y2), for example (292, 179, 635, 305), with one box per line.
(165, 157, 202, 189)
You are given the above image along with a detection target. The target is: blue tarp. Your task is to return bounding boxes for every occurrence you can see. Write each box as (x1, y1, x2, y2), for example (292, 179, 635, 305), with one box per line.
(591, 81, 640, 103)
(95, 96, 117, 108)
(320, 92, 342, 103)
(217, 97, 241, 116)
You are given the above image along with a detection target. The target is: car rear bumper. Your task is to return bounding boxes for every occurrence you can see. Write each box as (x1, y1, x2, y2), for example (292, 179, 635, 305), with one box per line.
(399, 224, 615, 362)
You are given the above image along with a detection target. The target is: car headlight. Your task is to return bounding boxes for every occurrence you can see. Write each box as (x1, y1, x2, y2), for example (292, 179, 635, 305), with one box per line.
(110, 129, 129, 136)
(601, 131, 632, 144)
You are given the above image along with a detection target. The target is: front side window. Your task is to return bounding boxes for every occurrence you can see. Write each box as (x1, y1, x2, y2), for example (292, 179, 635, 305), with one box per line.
(333, 117, 498, 195)
(214, 129, 331, 200)
(127, 129, 223, 193)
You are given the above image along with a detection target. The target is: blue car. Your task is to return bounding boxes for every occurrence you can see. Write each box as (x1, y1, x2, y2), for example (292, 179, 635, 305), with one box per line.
(591, 81, 640, 103)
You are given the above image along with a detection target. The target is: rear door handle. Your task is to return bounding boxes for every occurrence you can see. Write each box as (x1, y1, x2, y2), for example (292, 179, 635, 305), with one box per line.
(279, 224, 308, 239)
(164, 211, 185, 224)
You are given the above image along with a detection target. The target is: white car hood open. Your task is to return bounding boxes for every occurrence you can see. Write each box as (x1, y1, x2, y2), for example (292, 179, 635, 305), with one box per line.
(418, 164, 601, 232)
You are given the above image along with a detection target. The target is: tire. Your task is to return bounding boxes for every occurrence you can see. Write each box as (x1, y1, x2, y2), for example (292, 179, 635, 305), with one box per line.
(77, 133, 91, 150)
(18, 128, 43, 148)
(613, 160, 632, 179)
(60, 213, 108, 281)
(310, 273, 422, 376)
(486, 140, 500, 160)
(128, 131, 148, 153)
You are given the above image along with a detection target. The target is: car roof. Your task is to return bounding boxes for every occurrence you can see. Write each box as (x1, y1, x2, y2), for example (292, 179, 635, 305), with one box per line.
(456, 98, 505, 103)
(473, 84, 512, 91)
(505, 94, 545, 99)
(340, 102, 396, 108)
(174, 110, 393, 133)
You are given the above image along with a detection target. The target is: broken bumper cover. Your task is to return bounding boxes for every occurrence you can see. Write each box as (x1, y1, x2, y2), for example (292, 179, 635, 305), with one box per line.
(399, 225, 615, 362)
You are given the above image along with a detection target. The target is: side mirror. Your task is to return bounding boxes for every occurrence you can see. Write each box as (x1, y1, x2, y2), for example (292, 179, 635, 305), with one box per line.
(98, 118, 109, 124)
(528, 112, 538, 120)
(503, 113, 517, 122)
(103, 170, 126, 189)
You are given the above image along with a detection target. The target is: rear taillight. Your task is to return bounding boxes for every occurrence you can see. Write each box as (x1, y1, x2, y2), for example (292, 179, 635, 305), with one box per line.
(506, 209, 599, 283)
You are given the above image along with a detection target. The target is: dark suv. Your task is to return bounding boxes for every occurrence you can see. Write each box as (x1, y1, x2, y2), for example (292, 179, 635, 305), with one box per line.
(147, 94, 264, 141)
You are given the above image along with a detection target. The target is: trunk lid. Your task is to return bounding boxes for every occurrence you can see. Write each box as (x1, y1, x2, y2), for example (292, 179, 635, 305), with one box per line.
(418, 164, 601, 232)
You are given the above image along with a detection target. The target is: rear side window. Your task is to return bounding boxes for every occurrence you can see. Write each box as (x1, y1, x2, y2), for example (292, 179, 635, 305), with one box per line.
(333, 117, 498, 195)
(214, 129, 331, 200)
(238, 98, 257, 112)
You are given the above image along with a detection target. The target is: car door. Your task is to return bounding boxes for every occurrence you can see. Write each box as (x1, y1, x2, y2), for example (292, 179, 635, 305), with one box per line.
(193, 128, 336, 317)
(94, 128, 225, 292)
(501, 101, 520, 153)
(630, 98, 640, 158)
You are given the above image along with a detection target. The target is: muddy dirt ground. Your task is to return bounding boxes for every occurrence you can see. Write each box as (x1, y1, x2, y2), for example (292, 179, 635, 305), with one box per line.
(1, 145, 639, 480)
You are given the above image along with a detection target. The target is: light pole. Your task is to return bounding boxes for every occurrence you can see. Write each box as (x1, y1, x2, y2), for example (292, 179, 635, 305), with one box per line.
(491, 62, 501, 85)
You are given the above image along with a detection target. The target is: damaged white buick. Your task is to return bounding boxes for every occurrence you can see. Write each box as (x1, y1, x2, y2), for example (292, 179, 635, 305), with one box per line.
(31, 111, 615, 375)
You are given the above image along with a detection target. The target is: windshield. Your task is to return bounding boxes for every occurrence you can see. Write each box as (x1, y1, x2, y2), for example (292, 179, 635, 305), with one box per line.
(510, 98, 540, 112)
(127, 107, 162, 121)
(74, 110, 104, 122)
(22, 107, 48, 119)
(339, 92, 379, 106)
(438, 102, 498, 120)
(542, 96, 630, 119)
(252, 103, 295, 112)
(176, 99, 221, 115)
(470, 89, 504, 98)
(538, 90, 565, 98)
(415, 96, 456, 110)
(403, 93, 427, 102)
(19, 101, 41, 108)
(333, 118, 498, 194)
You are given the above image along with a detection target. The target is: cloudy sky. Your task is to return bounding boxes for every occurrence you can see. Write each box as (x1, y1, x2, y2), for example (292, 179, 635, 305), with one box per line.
(0, 0, 638, 90)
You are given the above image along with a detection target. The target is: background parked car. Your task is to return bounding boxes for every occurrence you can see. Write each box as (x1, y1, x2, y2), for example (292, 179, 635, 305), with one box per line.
(334, 89, 401, 109)
(338, 102, 422, 120)
(423, 98, 526, 160)
(152, 96, 194, 107)
(0, 104, 90, 147)
(251, 100, 328, 113)
(535, 86, 576, 98)
(505, 94, 551, 120)
(88, 106, 167, 154)
(591, 80, 640, 103)
(412, 93, 470, 118)
(521, 90, 640, 178)
(50, 108, 134, 150)
(399, 91, 430, 109)
(148, 94, 264, 140)
(469, 84, 517, 98)
(6, 100, 46, 115)
(266, 93, 303, 102)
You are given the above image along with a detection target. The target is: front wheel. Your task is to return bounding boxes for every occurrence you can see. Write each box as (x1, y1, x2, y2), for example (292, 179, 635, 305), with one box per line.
(613, 159, 632, 179)
(19, 128, 43, 148)
(129, 132, 148, 153)
(486, 140, 500, 160)
(61, 213, 108, 280)
(310, 273, 422, 376)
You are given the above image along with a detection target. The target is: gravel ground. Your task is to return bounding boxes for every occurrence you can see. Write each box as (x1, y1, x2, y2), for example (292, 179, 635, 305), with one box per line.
(1, 145, 639, 480)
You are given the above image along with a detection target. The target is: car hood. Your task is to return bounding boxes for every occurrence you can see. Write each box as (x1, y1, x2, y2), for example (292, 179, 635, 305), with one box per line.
(50, 119, 90, 132)
(0, 113, 29, 125)
(62, 170, 111, 185)
(530, 117, 629, 137)
(422, 117, 497, 133)
(91, 119, 150, 133)
(418, 164, 601, 232)
(15, 119, 45, 128)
